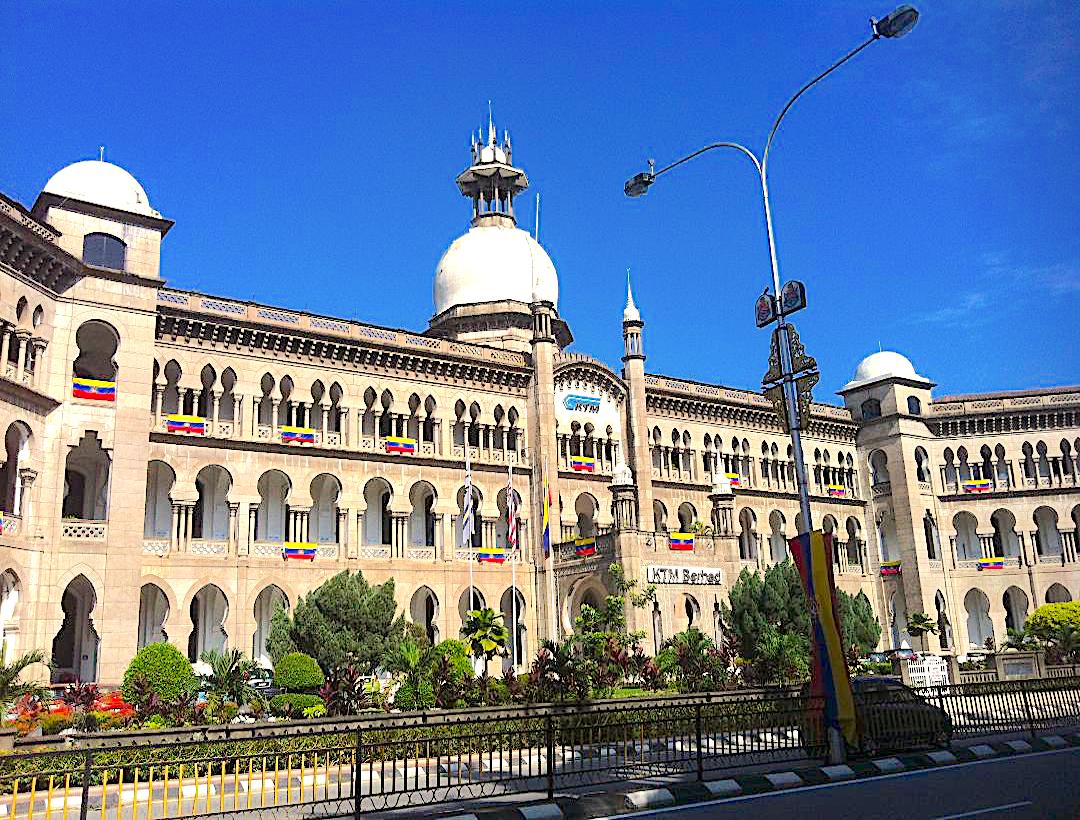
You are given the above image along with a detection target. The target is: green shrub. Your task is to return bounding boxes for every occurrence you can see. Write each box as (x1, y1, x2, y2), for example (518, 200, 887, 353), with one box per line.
(425, 639, 474, 680)
(393, 681, 435, 711)
(274, 652, 325, 692)
(121, 643, 197, 707)
(1026, 602, 1080, 641)
(38, 713, 73, 736)
(269, 693, 323, 717)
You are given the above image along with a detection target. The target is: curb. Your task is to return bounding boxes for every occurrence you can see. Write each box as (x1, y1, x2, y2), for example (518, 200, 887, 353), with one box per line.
(431, 732, 1080, 820)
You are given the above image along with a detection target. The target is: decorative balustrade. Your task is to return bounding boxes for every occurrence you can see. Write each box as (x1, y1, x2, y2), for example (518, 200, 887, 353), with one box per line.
(871, 481, 892, 498)
(142, 539, 170, 556)
(316, 544, 339, 559)
(252, 541, 283, 557)
(61, 520, 107, 540)
(189, 539, 229, 556)
(359, 545, 392, 559)
(405, 546, 436, 561)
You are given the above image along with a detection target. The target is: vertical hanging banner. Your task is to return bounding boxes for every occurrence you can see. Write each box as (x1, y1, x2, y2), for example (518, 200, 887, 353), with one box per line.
(788, 530, 857, 748)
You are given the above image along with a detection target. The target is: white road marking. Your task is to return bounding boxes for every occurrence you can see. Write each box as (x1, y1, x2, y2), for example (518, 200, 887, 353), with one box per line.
(592, 745, 1079, 819)
(931, 801, 1033, 819)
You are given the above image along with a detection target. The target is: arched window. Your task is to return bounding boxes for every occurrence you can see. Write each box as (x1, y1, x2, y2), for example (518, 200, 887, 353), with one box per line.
(82, 233, 126, 270)
(860, 398, 882, 420)
(906, 396, 922, 415)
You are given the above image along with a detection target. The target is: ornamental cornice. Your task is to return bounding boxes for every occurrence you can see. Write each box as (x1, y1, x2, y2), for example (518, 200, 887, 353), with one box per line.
(155, 312, 532, 391)
(0, 221, 82, 293)
(553, 355, 627, 403)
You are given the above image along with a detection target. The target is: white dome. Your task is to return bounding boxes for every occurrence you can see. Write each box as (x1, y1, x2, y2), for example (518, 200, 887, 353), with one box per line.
(845, 351, 928, 389)
(434, 223, 558, 314)
(43, 160, 159, 217)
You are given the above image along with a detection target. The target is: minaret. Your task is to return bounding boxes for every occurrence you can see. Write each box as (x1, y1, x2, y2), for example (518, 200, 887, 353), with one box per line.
(456, 115, 529, 228)
(621, 276, 655, 530)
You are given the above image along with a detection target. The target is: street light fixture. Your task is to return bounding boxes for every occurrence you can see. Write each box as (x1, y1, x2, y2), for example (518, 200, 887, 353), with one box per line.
(623, 6, 918, 762)
(873, 4, 919, 38)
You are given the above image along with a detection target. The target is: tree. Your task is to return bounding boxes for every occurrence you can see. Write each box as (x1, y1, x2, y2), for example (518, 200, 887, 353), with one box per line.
(460, 608, 509, 664)
(266, 571, 409, 674)
(0, 648, 46, 708)
(383, 639, 425, 694)
(1025, 602, 1080, 642)
(999, 627, 1038, 652)
(200, 648, 260, 711)
(658, 628, 727, 693)
(754, 628, 810, 686)
(1045, 624, 1080, 665)
(838, 590, 883, 655)
(721, 561, 809, 661)
(121, 643, 197, 709)
(905, 612, 938, 638)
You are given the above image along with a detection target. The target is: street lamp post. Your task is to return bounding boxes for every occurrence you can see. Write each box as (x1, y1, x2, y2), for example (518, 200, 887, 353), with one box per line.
(626, 6, 918, 765)
(624, 5, 919, 540)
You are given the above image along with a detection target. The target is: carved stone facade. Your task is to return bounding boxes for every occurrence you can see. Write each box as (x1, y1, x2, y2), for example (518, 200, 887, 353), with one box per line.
(0, 143, 1076, 686)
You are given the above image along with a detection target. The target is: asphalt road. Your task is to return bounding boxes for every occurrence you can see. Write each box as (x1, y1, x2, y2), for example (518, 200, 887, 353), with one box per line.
(613, 746, 1080, 820)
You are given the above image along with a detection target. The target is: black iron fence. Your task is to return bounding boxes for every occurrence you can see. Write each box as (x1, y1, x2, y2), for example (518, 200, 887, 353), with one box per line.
(0, 677, 1076, 819)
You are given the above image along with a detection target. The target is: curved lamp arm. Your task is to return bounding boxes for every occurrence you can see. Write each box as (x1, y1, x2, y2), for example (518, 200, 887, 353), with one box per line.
(762, 34, 879, 174)
(652, 142, 762, 179)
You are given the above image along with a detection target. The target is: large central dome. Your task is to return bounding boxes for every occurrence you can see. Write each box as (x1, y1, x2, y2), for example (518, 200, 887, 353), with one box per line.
(434, 223, 558, 314)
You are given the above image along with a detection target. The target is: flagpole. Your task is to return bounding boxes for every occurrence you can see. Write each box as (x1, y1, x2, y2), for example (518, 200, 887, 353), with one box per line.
(465, 443, 475, 613)
(509, 463, 518, 670)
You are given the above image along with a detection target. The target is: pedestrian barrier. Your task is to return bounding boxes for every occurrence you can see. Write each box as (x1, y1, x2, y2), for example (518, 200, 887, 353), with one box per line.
(0, 677, 1075, 819)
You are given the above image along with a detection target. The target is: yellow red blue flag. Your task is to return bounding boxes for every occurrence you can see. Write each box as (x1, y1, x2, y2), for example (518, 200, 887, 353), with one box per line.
(788, 530, 857, 748)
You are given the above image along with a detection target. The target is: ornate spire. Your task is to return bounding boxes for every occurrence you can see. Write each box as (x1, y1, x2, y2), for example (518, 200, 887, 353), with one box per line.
(623, 269, 641, 322)
(457, 106, 528, 227)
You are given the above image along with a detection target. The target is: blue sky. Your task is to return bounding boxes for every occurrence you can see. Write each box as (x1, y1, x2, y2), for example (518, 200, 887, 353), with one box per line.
(4, 2, 1076, 399)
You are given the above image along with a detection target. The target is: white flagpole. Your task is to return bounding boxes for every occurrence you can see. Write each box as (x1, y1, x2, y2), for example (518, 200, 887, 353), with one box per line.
(465, 442, 475, 612)
(509, 462, 518, 669)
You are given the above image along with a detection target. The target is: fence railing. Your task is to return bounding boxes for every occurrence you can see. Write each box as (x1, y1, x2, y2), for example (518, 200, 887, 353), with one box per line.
(0, 678, 1077, 819)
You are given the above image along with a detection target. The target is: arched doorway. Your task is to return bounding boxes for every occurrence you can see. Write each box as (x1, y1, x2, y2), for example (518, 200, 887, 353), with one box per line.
(1003, 586, 1029, 632)
(365, 478, 393, 545)
(410, 586, 440, 645)
(1045, 583, 1071, 604)
(252, 586, 288, 667)
(408, 482, 437, 547)
(188, 585, 228, 661)
(51, 575, 99, 683)
(682, 593, 701, 631)
(137, 583, 170, 648)
(0, 570, 21, 658)
(500, 586, 526, 670)
(964, 589, 993, 650)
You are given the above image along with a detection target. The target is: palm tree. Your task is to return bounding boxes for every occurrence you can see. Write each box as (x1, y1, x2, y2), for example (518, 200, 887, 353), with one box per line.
(1047, 625, 1080, 665)
(905, 612, 938, 637)
(0, 648, 46, 708)
(998, 627, 1037, 653)
(383, 639, 424, 695)
(199, 649, 260, 707)
(460, 608, 509, 665)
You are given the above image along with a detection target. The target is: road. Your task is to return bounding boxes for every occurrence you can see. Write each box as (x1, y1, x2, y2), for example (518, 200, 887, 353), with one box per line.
(613, 746, 1080, 819)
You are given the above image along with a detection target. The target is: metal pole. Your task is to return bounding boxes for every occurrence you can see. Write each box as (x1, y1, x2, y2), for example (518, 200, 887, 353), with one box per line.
(758, 169, 813, 535)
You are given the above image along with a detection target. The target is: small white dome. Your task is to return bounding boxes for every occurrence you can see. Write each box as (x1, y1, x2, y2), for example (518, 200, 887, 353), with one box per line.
(845, 351, 928, 390)
(611, 462, 634, 486)
(43, 160, 159, 217)
(434, 223, 558, 314)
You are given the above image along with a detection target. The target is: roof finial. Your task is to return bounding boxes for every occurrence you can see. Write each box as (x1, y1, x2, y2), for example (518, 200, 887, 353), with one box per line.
(487, 99, 496, 145)
(98, 145, 105, 162)
(623, 268, 641, 322)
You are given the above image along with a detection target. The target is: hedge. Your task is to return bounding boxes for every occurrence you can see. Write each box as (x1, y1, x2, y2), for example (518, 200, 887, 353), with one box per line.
(1026, 602, 1080, 641)
(269, 693, 324, 717)
(274, 653, 325, 692)
(121, 643, 197, 706)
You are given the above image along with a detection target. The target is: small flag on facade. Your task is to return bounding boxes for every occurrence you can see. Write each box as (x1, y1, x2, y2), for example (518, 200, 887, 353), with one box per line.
(72, 378, 116, 402)
(977, 557, 1004, 570)
(165, 414, 206, 434)
(880, 560, 902, 576)
(669, 532, 695, 551)
(725, 472, 742, 488)
(962, 479, 992, 494)
(827, 484, 847, 498)
(570, 456, 596, 473)
(384, 436, 417, 454)
(574, 537, 596, 557)
(281, 426, 315, 445)
(477, 547, 507, 564)
(542, 478, 551, 559)
(283, 543, 317, 561)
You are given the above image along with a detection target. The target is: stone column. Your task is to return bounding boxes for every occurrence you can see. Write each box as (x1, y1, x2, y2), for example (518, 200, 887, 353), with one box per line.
(336, 508, 348, 550)
(391, 513, 409, 557)
(248, 503, 258, 548)
(610, 470, 639, 531)
(12, 333, 28, 383)
(229, 502, 242, 554)
(30, 339, 46, 388)
(16, 468, 36, 522)
(170, 503, 181, 552)
(0, 326, 10, 375)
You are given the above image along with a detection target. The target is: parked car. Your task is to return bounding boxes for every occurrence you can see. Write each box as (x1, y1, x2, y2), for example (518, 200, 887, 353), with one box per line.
(800, 677, 951, 756)
(851, 676, 951, 755)
(248, 667, 280, 697)
(884, 648, 919, 662)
